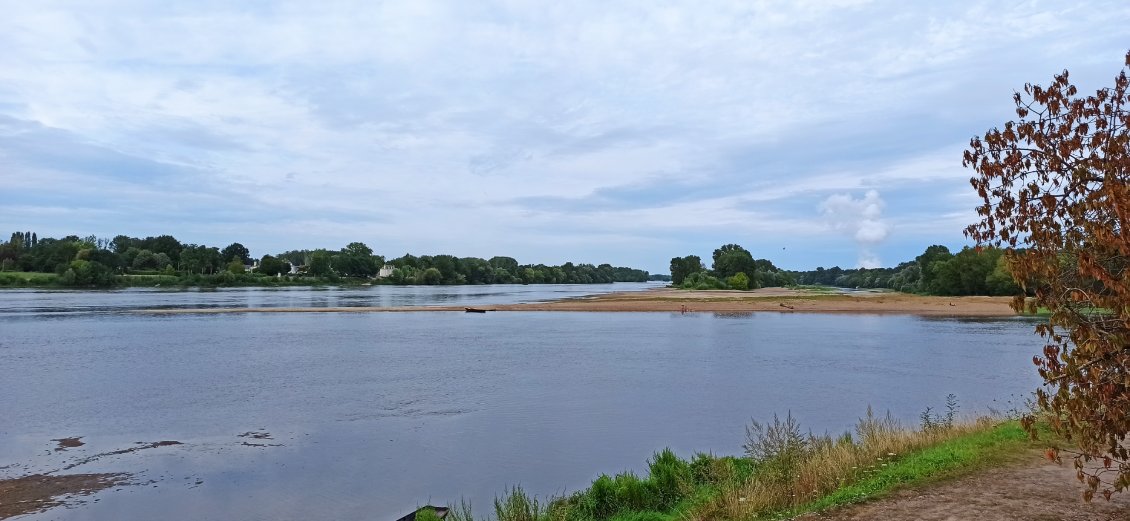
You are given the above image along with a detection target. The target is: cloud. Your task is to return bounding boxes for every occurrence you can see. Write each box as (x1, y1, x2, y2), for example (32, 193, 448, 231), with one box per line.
(820, 190, 890, 268)
(1, 1, 1128, 271)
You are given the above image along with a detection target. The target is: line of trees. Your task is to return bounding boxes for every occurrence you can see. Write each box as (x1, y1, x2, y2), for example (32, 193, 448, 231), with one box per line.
(670, 243, 794, 290)
(0, 232, 650, 288)
(789, 245, 1020, 296)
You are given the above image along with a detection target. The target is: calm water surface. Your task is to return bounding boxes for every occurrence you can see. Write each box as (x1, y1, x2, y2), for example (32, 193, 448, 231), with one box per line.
(0, 288, 1045, 520)
(0, 282, 661, 317)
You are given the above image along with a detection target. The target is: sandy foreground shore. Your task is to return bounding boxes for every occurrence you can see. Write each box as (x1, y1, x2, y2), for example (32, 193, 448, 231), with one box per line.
(139, 287, 1023, 316)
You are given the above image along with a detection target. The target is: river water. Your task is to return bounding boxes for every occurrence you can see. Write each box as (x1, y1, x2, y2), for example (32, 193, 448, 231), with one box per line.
(0, 286, 1046, 520)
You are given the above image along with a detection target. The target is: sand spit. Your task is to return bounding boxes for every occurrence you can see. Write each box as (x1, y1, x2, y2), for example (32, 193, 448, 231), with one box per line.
(137, 288, 1021, 317)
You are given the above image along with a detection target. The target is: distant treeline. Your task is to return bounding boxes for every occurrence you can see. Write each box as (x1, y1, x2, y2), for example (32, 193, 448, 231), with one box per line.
(0, 231, 649, 288)
(789, 245, 1020, 296)
(669, 244, 794, 290)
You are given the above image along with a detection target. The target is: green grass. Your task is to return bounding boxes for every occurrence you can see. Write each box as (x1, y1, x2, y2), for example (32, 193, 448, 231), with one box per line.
(783, 421, 1033, 518)
(457, 416, 1042, 521)
(0, 271, 60, 286)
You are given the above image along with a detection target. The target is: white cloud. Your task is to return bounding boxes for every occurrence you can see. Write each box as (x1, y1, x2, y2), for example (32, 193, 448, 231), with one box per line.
(1, 1, 1128, 271)
(820, 189, 890, 267)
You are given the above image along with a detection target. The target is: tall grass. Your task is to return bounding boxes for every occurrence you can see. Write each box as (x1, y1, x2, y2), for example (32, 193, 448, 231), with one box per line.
(452, 407, 1032, 521)
(695, 408, 1013, 519)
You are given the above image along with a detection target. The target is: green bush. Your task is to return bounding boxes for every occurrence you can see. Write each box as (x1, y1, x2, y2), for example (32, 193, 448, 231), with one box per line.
(726, 272, 750, 290)
(645, 449, 691, 510)
(680, 272, 726, 290)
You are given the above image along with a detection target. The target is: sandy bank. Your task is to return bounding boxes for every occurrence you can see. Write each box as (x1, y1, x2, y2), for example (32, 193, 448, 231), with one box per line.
(139, 288, 1022, 317)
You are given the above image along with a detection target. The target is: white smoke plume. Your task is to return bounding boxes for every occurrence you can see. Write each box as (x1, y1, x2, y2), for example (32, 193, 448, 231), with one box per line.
(819, 189, 890, 268)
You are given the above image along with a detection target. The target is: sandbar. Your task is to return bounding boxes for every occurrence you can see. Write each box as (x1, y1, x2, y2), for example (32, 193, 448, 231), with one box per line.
(138, 287, 1023, 317)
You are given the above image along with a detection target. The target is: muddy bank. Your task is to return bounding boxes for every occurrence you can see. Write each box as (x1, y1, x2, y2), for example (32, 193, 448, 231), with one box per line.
(0, 473, 128, 519)
(0, 439, 186, 519)
(138, 288, 1022, 317)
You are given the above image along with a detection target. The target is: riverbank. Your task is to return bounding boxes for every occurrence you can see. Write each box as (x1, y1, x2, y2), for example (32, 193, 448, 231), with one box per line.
(432, 419, 1130, 521)
(6, 421, 1124, 521)
(138, 287, 1022, 316)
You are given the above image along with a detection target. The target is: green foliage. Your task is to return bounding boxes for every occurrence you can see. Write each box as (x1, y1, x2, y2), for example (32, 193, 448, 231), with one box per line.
(712, 244, 756, 280)
(457, 413, 1037, 521)
(227, 259, 245, 274)
(1, 231, 651, 288)
(180, 244, 222, 274)
(332, 241, 382, 278)
(644, 449, 693, 510)
(669, 255, 703, 286)
(495, 486, 543, 521)
(308, 250, 333, 277)
(0, 271, 59, 287)
(679, 271, 726, 290)
(420, 267, 443, 285)
(791, 245, 1021, 297)
(413, 507, 444, 521)
(671, 245, 793, 290)
(258, 255, 288, 276)
(59, 259, 115, 287)
(221, 242, 251, 264)
(726, 272, 750, 291)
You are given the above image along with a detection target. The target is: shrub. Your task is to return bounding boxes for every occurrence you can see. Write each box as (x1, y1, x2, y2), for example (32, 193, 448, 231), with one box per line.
(726, 272, 751, 290)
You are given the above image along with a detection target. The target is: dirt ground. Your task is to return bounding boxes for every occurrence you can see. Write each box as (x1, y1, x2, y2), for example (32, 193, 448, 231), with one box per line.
(141, 287, 1022, 316)
(805, 451, 1129, 521)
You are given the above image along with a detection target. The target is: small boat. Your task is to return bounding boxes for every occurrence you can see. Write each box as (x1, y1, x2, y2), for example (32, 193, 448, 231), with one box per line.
(464, 307, 488, 313)
(395, 506, 449, 521)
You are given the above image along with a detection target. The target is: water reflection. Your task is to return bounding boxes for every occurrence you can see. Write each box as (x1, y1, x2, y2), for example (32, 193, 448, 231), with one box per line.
(712, 311, 754, 319)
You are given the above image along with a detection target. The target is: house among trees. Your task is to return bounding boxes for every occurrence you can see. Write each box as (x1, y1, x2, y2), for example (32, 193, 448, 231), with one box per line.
(377, 264, 395, 278)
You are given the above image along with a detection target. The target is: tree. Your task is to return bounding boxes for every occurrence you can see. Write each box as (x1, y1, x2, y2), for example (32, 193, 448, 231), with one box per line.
(419, 267, 442, 285)
(221, 242, 251, 264)
(227, 259, 245, 274)
(308, 250, 333, 277)
(915, 245, 953, 292)
(60, 259, 115, 287)
(143, 235, 183, 264)
(489, 256, 519, 273)
(258, 255, 288, 277)
(964, 51, 1130, 499)
(180, 244, 221, 274)
(670, 255, 703, 285)
(712, 244, 757, 280)
(332, 242, 381, 278)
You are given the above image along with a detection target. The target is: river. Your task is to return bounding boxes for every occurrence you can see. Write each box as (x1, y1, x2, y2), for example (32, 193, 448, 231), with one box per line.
(0, 286, 1045, 520)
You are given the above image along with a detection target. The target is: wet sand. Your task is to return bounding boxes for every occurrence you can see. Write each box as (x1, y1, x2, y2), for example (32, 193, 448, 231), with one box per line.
(139, 288, 1022, 317)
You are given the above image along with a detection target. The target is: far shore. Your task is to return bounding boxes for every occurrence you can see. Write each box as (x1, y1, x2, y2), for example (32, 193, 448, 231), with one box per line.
(138, 287, 1023, 316)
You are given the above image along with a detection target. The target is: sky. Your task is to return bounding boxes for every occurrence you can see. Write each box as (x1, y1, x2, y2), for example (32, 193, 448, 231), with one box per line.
(1, 1, 1128, 273)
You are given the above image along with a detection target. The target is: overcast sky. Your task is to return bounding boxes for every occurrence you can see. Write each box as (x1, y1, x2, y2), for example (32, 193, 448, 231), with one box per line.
(1, 1, 1127, 272)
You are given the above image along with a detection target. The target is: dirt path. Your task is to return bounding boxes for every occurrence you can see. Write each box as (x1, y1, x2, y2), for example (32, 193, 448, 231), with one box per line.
(805, 451, 1129, 521)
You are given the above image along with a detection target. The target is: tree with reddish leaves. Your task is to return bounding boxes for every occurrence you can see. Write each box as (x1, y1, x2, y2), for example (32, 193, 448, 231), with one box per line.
(964, 51, 1130, 501)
